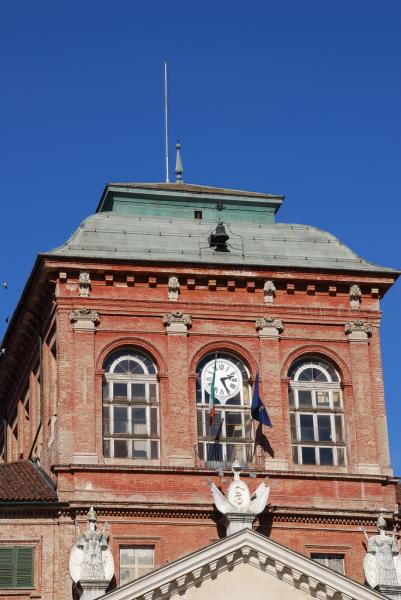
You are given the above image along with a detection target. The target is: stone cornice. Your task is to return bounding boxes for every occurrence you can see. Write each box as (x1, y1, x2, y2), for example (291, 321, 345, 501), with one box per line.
(100, 528, 387, 600)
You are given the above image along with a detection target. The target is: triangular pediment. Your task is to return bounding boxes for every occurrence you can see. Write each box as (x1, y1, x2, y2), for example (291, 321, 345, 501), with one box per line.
(103, 529, 386, 600)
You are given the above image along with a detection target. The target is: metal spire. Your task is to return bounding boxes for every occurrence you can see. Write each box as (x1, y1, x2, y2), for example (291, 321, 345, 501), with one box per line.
(175, 140, 183, 183)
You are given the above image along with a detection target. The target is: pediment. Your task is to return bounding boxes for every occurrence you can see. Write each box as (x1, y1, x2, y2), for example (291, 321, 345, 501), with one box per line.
(103, 529, 386, 600)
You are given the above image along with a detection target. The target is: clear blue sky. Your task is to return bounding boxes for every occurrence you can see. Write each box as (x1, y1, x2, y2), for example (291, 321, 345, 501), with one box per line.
(0, 1, 400, 473)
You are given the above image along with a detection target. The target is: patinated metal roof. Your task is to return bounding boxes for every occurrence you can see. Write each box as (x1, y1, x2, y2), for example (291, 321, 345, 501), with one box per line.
(47, 211, 397, 274)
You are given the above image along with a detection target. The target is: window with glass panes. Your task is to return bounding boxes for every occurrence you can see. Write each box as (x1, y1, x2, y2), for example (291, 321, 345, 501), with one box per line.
(119, 546, 154, 585)
(311, 553, 345, 574)
(102, 349, 159, 460)
(288, 358, 346, 466)
(196, 352, 253, 465)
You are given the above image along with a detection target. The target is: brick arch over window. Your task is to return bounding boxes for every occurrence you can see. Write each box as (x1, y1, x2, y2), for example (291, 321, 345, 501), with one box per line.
(189, 340, 257, 378)
(195, 349, 254, 466)
(96, 337, 167, 376)
(281, 345, 351, 385)
(102, 346, 160, 461)
(287, 354, 346, 467)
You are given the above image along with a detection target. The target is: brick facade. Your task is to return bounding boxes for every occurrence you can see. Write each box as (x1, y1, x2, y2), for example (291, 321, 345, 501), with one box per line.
(0, 183, 398, 599)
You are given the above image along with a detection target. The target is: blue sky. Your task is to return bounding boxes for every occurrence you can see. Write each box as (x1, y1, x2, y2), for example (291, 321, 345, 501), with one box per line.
(0, 1, 400, 473)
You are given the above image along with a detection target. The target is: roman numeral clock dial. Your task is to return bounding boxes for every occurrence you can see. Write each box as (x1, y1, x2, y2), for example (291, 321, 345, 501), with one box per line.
(201, 358, 242, 401)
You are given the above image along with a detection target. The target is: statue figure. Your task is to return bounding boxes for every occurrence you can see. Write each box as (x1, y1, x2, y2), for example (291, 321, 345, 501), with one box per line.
(69, 507, 114, 586)
(208, 458, 270, 535)
(362, 514, 401, 589)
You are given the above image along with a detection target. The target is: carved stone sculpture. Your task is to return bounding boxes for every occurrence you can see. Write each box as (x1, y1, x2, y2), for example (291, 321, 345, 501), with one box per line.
(208, 458, 270, 535)
(168, 276, 180, 301)
(362, 515, 401, 594)
(70, 309, 100, 332)
(255, 316, 283, 338)
(345, 320, 372, 341)
(69, 507, 114, 600)
(263, 280, 276, 304)
(79, 272, 91, 298)
(163, 311, 191, 334)
(349, 284, 362, 309)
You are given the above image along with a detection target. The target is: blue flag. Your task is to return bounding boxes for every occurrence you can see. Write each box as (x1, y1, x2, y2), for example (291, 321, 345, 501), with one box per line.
(251, 371, 272, 427)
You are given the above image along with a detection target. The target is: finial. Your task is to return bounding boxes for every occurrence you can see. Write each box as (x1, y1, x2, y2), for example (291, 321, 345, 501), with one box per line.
(175, 140, 183, 183)
(87, 506, 97, 522)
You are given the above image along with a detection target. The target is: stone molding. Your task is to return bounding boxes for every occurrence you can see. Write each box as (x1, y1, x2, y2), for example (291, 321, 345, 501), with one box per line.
(100, 529, 387, 600)
(79, 271, 91, 297)
(263, 280, 276, 305)
(345, 320, 372, 341)
(256, 316, 283, 338)
(168, 276, 180, 301)
(163, 311, 192, 334)
(349, 284, 362, 309)
(70, 308, 100, 332)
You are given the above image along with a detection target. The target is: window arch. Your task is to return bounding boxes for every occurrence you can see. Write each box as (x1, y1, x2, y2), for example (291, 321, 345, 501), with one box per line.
(102, 348, 159, 460)
(196, 352, 253, 465)
(288, 357, 346, 466)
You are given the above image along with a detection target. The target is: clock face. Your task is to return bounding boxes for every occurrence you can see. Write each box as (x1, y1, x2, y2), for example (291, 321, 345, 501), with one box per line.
(201, 358, 242, 401)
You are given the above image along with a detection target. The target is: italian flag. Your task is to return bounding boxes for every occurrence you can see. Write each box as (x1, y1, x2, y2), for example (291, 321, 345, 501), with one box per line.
(209, 354, 217, 425)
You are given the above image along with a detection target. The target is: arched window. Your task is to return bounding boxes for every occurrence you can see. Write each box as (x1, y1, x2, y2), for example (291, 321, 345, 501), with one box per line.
(196, 352, 252, 465)
(288, 357, 345, 466)
(102, 348, 159, 460)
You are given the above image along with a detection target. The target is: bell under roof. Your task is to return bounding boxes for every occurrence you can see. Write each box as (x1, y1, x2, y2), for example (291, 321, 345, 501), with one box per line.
(47, 182, 398, 275)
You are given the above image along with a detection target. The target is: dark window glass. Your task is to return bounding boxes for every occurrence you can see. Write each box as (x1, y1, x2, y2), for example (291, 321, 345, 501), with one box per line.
(300, 414, 314, 441)
(317, 415, 332, 441)
(298, 390, 312, 407)
(319, 447, 334, 465)
(113, 383, 128, 400)
(114, 407, 129, 434)
(301, 446, 316, 464)
(132, 408, 147, 435)
(226, 412, 242, 438)
(114, 440, 129, 458)
(132, 383, 146, 401)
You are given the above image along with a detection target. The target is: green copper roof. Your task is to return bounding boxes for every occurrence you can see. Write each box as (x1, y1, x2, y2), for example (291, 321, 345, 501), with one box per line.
(47, 182, 398, 274)
(95, 182, 284, 225)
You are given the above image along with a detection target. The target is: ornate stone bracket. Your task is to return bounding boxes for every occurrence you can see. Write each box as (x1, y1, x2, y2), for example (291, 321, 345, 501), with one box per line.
(263, 280, 276, 305)
(345, 320, 372, 341)
(349, 284, 361, 309)
(163, 311, 191, 334)
(79, 272, 91, 298)
(168, 276, 180, 301)
(70, 309, 100, 332)
(256, 316, 283, 338)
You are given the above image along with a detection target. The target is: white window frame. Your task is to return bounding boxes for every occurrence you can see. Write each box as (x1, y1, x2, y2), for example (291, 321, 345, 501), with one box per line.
(103, 351, 159, 460)
(289, 359, 346, 467)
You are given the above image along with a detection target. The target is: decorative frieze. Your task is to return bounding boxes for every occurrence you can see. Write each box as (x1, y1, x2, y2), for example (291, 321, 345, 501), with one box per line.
(70, 308, 100, 332)
(78, 272, 91, 297)
(345, 320, 372, 341)
(263, 280, 276, 304)
(256, 316, 283, 338)
(168, 276, 180, 301)
(349, 284, 362, 309)
(163, 311, 192, 334)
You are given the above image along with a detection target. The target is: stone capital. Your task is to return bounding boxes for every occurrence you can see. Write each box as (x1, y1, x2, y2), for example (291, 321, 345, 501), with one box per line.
(345, 320, 372, 341)
(70, 308, 100, 332)
(256, 316, 283, 338)
(163, 311, 191, 334)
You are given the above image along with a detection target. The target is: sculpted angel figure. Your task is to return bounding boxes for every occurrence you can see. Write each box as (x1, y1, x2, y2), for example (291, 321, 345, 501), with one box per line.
(209, 458, 270, 517)
(362, 514, 401, 589)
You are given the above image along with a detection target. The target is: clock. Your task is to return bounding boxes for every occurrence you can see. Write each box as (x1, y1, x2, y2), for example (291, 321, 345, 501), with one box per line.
(201, 358, 242, 401)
